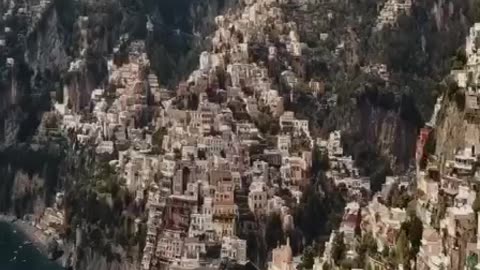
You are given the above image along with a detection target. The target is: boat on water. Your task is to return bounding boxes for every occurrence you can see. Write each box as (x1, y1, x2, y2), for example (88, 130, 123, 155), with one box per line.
(23, 240, 32, 245)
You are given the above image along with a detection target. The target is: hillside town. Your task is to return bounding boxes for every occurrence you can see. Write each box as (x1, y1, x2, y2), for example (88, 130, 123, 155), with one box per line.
(35, 0, 319, 268)
(6, 0, 480, 269)
(24, 0, 374, 268)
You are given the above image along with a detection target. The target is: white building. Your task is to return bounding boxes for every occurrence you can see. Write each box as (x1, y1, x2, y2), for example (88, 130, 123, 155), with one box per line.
(96, 141, 114, 155)
(221, 236, 247, 264)
(199, 51, 212, 71)
(277, 135, 291, 154)
(248, 181, 268, 214)
(188, 211, 213, 237)
(452, 146, 476, 175)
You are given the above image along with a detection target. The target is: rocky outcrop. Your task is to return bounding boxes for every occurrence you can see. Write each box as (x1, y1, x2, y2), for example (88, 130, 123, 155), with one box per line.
(356, 96, 419, 172)
(25, 1, 70, 78)
(147, 0, 239, 86)
(433, 90, 480, 173)
(323, 90, 421, 173)
(434, 96, 466, 160)
(11, 170, 46, 217)
(73, 246, 134, 270)
(0, 69, 21, 144)
(284, 0, 474, 174)
(0, 143, 64, 217)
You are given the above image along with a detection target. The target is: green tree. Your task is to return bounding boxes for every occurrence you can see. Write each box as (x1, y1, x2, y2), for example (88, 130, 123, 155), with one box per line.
(357, 231, 377, 268)
(446, 77, 459, 97)
(354, 208, 362, 238)
(291, 130, 311, 153)
(363, 232, 377, 255)
(255, 112, 279, 135)
(370, 161, 389, 193)
(295, 185, 327, 244)
(472, 193, 480, 213)
(396, 230, 409, 267)
(382, 246, 390, 258)
(312, 144, 329, 175)
(152, 127, 167, 147)
(332, 232, 346, 266)
(432, 191, 447, 229)
(406, 200, 417, 218)
(340, 258, 354, 270)
(299, 245, 316, 270)
(265, 213, 285, 250)
(407, 216, 423, 255)
(467, 253, 478, 270)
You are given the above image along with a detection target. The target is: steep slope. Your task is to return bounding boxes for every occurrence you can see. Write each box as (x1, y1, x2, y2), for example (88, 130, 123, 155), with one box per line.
(282, 0, 476, 173)
(0, 1, 240, 269)
(0, 0, 478, 269)
(0, 0, 235, 146)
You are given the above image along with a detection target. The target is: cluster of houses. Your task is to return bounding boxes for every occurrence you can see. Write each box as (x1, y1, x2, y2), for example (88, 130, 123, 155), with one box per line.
(414, 149, 480, 270)
(413, 22, 480, 270)
(322, 131, 370, 198)
(24, 0, 477, 269)
(315, 164, 415, 270)
(374, 0, 412, 31)
(27, 0, 409, 268)
(361, 64, 390, 82)
(314, 22, 480, 270)
(312, 130, 406, 269)
(35, 0, 328, 269)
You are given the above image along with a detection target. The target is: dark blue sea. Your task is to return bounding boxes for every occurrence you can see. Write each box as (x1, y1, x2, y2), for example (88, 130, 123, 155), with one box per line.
(0, 222, 63, 270)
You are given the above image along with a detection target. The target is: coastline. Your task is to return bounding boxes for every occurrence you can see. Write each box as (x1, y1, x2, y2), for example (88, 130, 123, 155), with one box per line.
(0, 215, 49, 256)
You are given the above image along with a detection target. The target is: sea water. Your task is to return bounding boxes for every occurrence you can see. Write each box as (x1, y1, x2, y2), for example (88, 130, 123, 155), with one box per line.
(0, 222, 63, 270)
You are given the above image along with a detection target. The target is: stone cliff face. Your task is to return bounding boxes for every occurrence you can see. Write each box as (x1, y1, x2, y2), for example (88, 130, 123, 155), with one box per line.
(350, 95, 420, 172)
(0, 71, 21, 144)
(434, 90, 480, 171)
(434, 95, 465, 160)
(25, 2, 70, 78)
(0, 144, 64, 217)
(146, 0, 238, 86)
(74, 246, 135, 270)
(286, 0, 474, 173)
